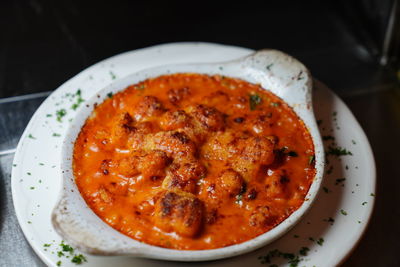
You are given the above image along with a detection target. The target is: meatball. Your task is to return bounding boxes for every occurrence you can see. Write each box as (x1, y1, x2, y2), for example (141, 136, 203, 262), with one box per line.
(135, 96, 165, 120)
(249, 206, 278, 227)
(217, 169, 244, 197)
(168, 87, 191, 105)
(162, 160, 206, 193)
(160, 110, 192, 131)
(137, 150, 170, 180)
(140, 131, 197, 157)
(188, 104, 225, 132)
(154, 190, 203, 237)
(264, 169, 290, 199)
(202, 130, 275, 181)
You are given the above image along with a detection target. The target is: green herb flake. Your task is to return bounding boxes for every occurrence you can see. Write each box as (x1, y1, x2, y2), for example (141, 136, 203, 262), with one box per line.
(358, 220, 362, 224)
(60, 241, 74, 254)
(56, 109, 67, 122)
(271, 102, 280, 107)
(71, 254, 87, 264)
(299, 247, 310, 256)
(335, 178, 346, 185)
(30, 186, 35, 190)
(362, 201, 367, 205)
(235, 194, 243, 205)
(27, 221, 32, 224)
(316, 238, 324, 246)
(322, 135, 335, 141)
(28, 134, 36, 139)
(134, 83, 146, 90)
(46, 114, 53, 117)
(13, 164, 17, 167)
(71, 89, 85, 111)
(352, 139, 356, 145)
(53, 133, 61, 137)
(107, 92, 113, 98)
(370, 193, 375, 197)
(249, 94, 262, 110)
(58, 251, 65, 257)
(327, 146, 352, 157)
(324, 217, 335, 225)
(266, 63, 274, 70)
(27, 172, 32, 175)
(57, 261, 62, 266)
(288, 151, 298, 157)
(43, 243, 51, 247)
(340, 209, 348, 216)
(109, 71, 116, 80)
(322, 186, 329, 193)
(39, 163, 44, 166)
(308, 155, 315, 165)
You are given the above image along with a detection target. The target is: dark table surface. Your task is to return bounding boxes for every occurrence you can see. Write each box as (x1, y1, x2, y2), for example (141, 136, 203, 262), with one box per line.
(1, 1, 399, 266)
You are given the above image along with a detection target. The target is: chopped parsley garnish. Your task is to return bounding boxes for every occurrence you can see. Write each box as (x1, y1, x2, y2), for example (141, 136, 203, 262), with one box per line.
(266, 63, 274, 70)
(56, 109, 67, 122)
(60, 241, 74, 254)
(370, 193, 375, 197)
(46, 114, 53, 117)
(27, 172, 31, 175)
(327, 146, 352, 157)
(43, 243, 51, 247)
(107, 92, 113, 98)
(30, 186, 35, 190)
(335, 178, 346, 185)
(28, 134, 36, 139)
(53, 133, 61, 137)
(326, 165, 333, 174)
(323, 217, 335, 225)
(71, 254, 87, 264)
(299, 247, 310, 256)
(316, 237, 324, 246)
(58, 251, 65, 257)
(71, 90, 85, 110)
(134, 83, 146, 90)
(235, 193, 243, 205)
(362, 202, 367, 205)
(57, 261, 62, 266)
(270, 102, 280, 107)
(340, 209, 348, 216)
(322, 135, 335, 141)
(249, 94, 262, 110)
(308, 155, 315, 165)
(109, 71, 116, 80)
(352, 139, 356, 144)
(27, 221, 32, 224)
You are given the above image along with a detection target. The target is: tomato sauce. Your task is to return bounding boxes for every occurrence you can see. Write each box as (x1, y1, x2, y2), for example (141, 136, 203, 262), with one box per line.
(74, 73, 315, 250)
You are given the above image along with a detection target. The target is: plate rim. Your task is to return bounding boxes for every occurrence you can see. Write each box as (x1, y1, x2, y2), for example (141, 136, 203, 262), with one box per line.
(10, 42, 376, 267)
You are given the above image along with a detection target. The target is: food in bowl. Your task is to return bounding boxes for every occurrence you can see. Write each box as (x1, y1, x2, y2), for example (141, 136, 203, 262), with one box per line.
(73, 73, 316, 250)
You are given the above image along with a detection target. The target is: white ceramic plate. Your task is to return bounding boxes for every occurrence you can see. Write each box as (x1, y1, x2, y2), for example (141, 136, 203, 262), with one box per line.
(11, 42, 376, 267)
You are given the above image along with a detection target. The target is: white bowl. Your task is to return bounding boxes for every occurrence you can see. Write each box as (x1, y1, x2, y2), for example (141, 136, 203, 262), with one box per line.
(52, 49, 325, 261)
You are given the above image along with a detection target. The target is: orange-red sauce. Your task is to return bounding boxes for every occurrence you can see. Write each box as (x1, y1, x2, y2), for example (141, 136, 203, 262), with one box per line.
(74, 73, 315, 250)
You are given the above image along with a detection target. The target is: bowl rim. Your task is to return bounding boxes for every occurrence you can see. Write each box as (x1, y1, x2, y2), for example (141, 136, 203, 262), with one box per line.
(52, 49, 325, 261)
